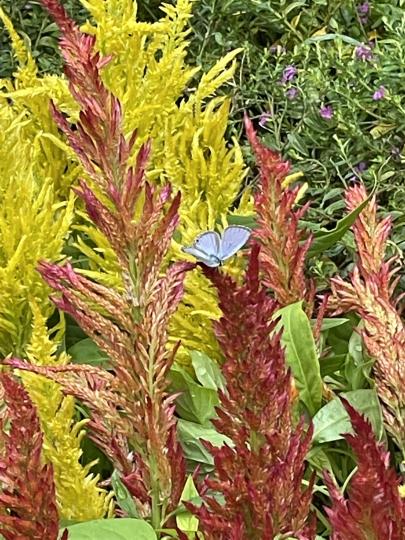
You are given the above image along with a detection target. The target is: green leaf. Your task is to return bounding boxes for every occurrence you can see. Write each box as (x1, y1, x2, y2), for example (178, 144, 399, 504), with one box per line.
(307, 184, 376, 257)
(303, 33, 363, 45)
(177, 419, 232, 470)
(176, 476, 200, 534)
(59, 518, 157, 540)
(226, 214, 257, 229)
(111, 470, 139, 518)
(312, 389, 384, 444)
(319, 354, 346, 377)
(170, 365, 218, 424)
(306, 446, 335, 478)
(315, 318, 349, 331)
(68, 338, 111, 368)
(275, 302, 322, 416)
(189, 350, 225, 391)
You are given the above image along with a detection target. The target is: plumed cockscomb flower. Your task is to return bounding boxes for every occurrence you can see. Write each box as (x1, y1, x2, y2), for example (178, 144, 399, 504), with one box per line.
(0, 373, 62, 540)
(6, 0, 193, 529)
(329, 183, 405, 453)
(186, 246, 315, 539)
(325, 399, 405, 540)
(244, 115, 315, 315)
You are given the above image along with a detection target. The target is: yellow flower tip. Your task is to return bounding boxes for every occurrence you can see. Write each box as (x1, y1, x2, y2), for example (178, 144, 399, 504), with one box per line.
(399, 484, 405, 498)
(281, 170, 305, 188)
(294, 182, 309, 204)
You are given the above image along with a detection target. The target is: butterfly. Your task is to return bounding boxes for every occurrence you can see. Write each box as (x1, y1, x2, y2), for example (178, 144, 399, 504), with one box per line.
(182, 225, 251, 267)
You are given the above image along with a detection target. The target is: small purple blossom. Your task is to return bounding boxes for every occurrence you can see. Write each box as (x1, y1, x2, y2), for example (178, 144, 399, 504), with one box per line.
(373, 85, 386, 100)
(258, 111, 272, 128)
(355, 161, 368, 174)
(357, 2, 370, 15)
(357, 2, 370, 23)
(319, 105, 334, 120)
(355, 43, 374, 61)
(280, 65, 297, 84)
(286, 87, 298, 100)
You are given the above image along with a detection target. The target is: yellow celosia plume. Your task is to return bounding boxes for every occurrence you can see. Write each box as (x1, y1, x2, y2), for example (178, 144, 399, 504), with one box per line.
(0, 24, 110, 516)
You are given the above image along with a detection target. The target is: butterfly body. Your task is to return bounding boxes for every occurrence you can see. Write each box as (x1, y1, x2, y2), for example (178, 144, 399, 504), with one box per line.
(182, 226, 251, 267)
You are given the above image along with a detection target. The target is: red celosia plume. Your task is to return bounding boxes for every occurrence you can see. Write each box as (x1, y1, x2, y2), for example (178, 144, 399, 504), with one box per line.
(244, 115, 315, 314)
(325, 399, 405, 540)
(0, 373, 62, 540)
(187, 246, 315, 539)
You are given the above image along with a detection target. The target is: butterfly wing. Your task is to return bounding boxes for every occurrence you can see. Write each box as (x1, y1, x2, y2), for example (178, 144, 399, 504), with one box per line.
(219, 226, 251, 262)
(194, 231, 221, 256)
(182, 246, 221, 267)
(182, 231, 221, 267)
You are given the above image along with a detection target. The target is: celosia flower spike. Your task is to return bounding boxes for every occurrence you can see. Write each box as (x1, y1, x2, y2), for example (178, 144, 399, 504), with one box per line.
(329, 183, 405, 453)
(187, 246, 315, 539)
(325, 399, 405, 540)
(244, 115, 315, 314)
(12, 0, 195, 528)
(0, 373, 60, 540)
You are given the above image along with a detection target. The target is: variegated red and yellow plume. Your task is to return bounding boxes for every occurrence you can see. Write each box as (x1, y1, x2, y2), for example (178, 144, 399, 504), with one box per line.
(329, 183, 405, 454)
(7, 0, 193, 530)
(244, 115, 315, 315)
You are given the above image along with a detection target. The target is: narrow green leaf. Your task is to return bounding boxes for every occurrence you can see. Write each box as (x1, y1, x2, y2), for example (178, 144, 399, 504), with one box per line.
(176, 476, 200, 533)
(314, 318, 349, 331)
(307, 184, 376, 257)
(304, 33, 363, 45)
(276, 302, 322, 416)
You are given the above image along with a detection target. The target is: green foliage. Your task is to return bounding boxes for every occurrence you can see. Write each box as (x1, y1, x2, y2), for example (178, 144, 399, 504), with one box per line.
(0, 0, 89, 77)
(189, 0, 405, 254)
(275, 302, 323, 416)
(61, 518, 157, 539)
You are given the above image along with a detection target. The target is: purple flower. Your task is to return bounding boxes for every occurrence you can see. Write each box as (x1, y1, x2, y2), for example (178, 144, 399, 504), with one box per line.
(357, 2, 370, 15)
(355, 161, 368, 174)
(357, 2, 370, 23)
(286, 87, 298, 100)
(280, 65, 297, 84)
(319, 105, 334, 120)
(355, 43, 374, 61)
(258, 112, 272, 128)
(373, 85, 386, 100)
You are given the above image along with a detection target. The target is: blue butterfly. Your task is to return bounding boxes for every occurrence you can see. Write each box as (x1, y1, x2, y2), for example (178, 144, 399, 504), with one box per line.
(182, 225, 251, 267)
